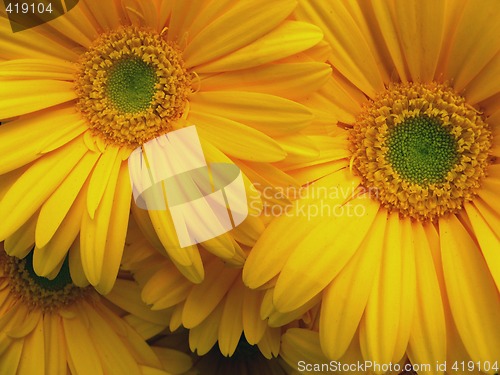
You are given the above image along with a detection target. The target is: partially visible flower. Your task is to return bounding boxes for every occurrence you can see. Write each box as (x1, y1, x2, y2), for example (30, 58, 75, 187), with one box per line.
(0, 242, 169, 375)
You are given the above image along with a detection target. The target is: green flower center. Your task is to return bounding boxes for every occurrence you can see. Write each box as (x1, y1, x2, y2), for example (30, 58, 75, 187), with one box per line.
(1, 251, 89, 312)
(75, 27, 192, 147)
(25, 251, 73, 291)
(106, 58, 158, 113)
(386, 115, 458, 185)
(350, 82, 492, 220)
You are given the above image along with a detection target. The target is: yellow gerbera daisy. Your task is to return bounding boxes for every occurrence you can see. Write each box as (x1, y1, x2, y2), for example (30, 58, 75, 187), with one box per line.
(244, 0, 500, 371)
(0, 242, 171, 375)
(0, 0, 330, 293)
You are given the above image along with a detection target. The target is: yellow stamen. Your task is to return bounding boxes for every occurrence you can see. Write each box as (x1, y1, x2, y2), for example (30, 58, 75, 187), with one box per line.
(0, 252, 90, 312)
(349, 82, 492, 220)
(75, 27, 192, 148)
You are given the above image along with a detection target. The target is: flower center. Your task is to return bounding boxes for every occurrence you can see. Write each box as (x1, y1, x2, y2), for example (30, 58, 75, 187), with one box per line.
(0, 251, 89, 312)
(75, 27, 192, 148)
(386, 115, 459, 185)
(350, 82, 492, 220)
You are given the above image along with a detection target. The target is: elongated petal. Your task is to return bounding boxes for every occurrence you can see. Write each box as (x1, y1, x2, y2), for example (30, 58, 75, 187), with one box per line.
(274, 196, 379, 313)
(407, 221, 446, 375)
(444, 0, 500, 91)
(0, 80, 76, 119)
(189, 111, 286, 162)
(200, 62, 330, 100)
(182, 259, 239, 328)
(440, 214, 500, 362)
(36, 151, 99, 248)
(320, 208, 386, 359)
(0, 58, 76, 80)
(0, 138, 87, 240)
(183, 0, 296, 67)
(195, 21, 323, 73)
(189, 91, 312, 137)
(295, 0, 384, 96)
(0, 106, 87, 175)
(218, 277, 245, 356)
(360, 212, 403, 366)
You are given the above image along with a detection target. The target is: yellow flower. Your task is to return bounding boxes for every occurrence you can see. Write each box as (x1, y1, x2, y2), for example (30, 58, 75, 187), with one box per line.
(0, 242, 171, 375)
(0, 0, 330, 293)
(244, 0, 500, 371)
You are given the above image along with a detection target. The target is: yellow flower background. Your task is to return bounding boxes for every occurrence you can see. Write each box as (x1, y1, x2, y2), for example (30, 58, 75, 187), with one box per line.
(0, 0, 498, 374)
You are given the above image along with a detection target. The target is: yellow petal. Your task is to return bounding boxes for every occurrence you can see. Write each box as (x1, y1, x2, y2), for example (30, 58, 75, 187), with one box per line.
(188, 302, 224, 356)
(0, 105, 86, 175)
(0, 80, 76, 119)
(407, 221, 446, 375)
(393, 0, 445, 82)
(17, 317, 44, 375)
(94, 161, 131, 294)
(106, 279, 170, 326)
(4, 213, 36, 258)
(85, 306, 142, 375)
(63, 313, 104, 375)
(295, 0, 384, 96)
(142, 265, 192, 310)
(166, 0, 208, 43)
(36, 151, 98, 248)
(0, 58, 76, 80)
(33, 188, 86, 277)
(0, 16, 79, 61)
(281, 328, 328, 367)
(273, 196, 379, 313)
(44, 315, 67, 375)
(152, 347, 193, 375)
(80, 149, 122, 287)
(320, 208, 386, 359)
(243, 168, 359, 289)
(0, 339, 23, 375)
(444, 0, 500, 92)
(182, 259, 239, 328)
(200, 62, 330, 100)
(242, 288, 267, 345)
(195, 21, 323, 73)
(218, 277, 245, 356)
(464, 202, 500, 291)
(439, 214, 500, 362)
(189, 111, 287, 162)
(87, 146, 119, 219)
(183, 0, 296, 67)
(360, 212, 404, 367)
(0, 138, 87, 240)
(68, 239, 90, 287)
(83, 0, 125, 30)
(392, 218, 417, 363)
(464, 52, 500, 105)
(189, 91, 312, 137)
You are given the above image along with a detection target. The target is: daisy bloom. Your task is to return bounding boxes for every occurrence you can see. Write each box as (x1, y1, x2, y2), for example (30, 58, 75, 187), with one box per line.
(0, 242, 172, 375)
(244, 0, 500, 371)
(0, 0, 330, 293)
